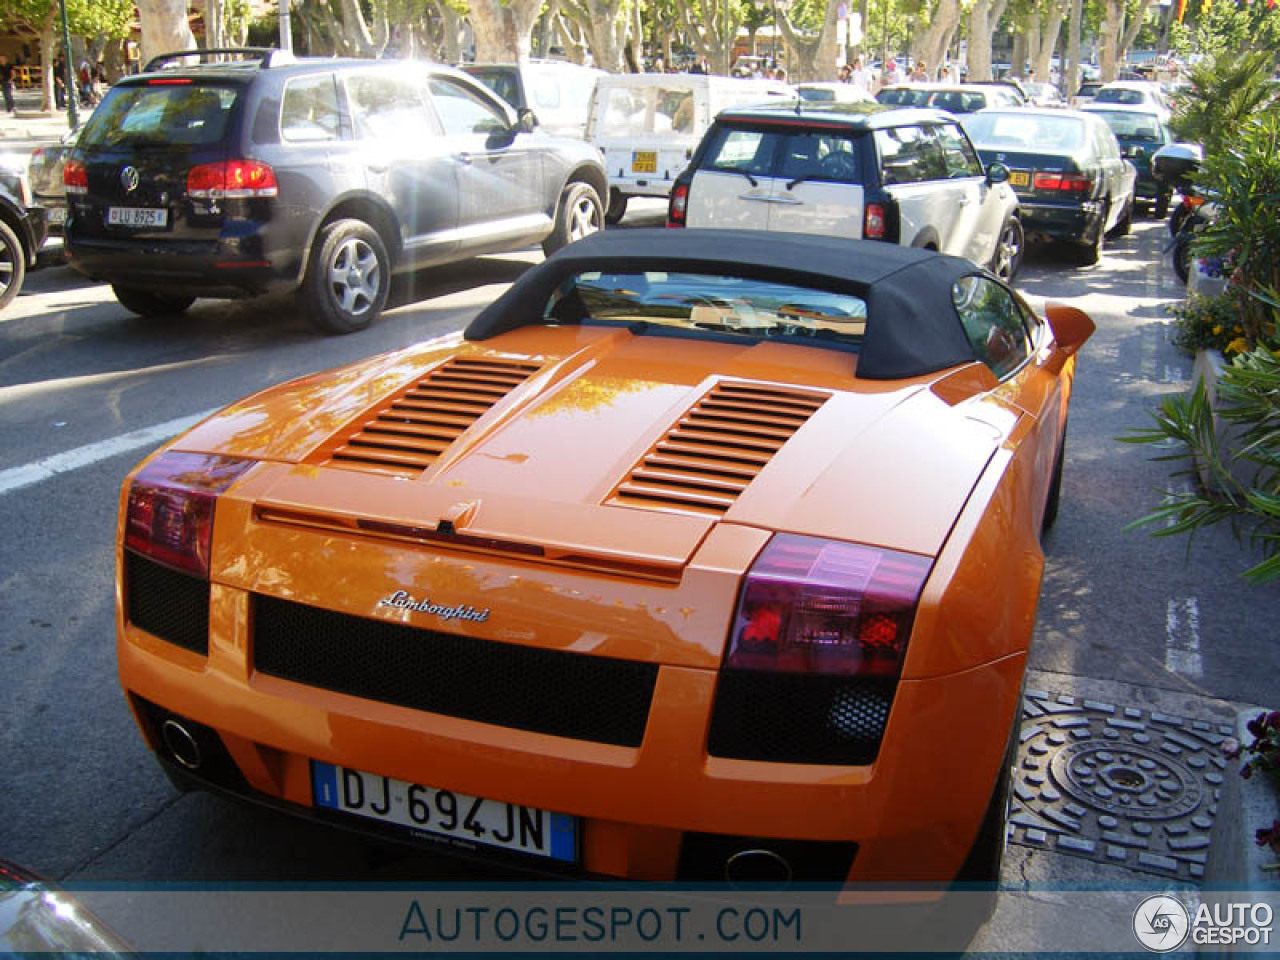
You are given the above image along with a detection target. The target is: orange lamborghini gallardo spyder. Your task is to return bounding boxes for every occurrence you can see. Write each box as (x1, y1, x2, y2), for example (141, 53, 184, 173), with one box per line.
(116, 230, 1093, 885)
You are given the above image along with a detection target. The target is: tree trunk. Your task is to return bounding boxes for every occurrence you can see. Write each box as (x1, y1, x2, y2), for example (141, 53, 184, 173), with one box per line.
(1118, 0, 1155, 60)
(1033, 0, 1066, 80)
(909, 0, 960, 78)
(204, 0, 225, 50)
(137, 0, 198, 67)
(777, 0, 840, 82)
(674, 0, 737, 75)
(1065, 0, 1082, 98)
(562, 0, 630, 72)
(470, 0, 543, 62)
(967, 0, 1010, 82)
(1100, 0, 1122, 81)
(39, 17, 57, 113)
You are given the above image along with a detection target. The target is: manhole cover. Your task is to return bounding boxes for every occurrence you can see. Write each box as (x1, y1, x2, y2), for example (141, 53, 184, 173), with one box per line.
(1010, 690, 1234, 881)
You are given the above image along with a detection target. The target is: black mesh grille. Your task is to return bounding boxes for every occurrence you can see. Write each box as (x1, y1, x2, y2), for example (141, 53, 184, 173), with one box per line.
(252, 595, 658, 747)
(125, 551, 210, 655)
(707, 670, 895, 765)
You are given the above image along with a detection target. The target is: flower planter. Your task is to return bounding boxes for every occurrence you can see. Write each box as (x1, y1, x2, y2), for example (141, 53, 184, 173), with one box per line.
(1192, 348, 1255, 491)
(1206, 709, 1280, 883)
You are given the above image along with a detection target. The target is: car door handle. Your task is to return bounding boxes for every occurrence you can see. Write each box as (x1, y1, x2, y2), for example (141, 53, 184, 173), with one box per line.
(367, 161, 388, 174)
(454, 153, 473, 165)
(957, 195, 971, 206)
(741, 193, 772, 201)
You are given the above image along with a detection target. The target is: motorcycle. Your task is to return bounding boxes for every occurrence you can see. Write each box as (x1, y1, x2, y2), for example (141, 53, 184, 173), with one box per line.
(1152, 142, 1210, 285)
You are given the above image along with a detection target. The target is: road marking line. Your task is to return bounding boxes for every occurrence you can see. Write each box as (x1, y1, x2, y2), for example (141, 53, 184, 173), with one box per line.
(0, 409, 218, 497)
(1165, 597, 1203, 677)
(1161, 478, 1196, 528)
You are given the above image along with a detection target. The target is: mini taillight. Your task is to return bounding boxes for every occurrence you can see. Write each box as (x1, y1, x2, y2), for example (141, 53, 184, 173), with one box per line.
(667, 183, 689, 227)
(864, 203, 886, 239)
(725, 534, 932, 678)
(64, 159, 88, 195)
(124, 452, 255, 578)
(187, 159, 278, 199)
(1033, 172, 1093, 192)
(1186, 195, 1206, 208)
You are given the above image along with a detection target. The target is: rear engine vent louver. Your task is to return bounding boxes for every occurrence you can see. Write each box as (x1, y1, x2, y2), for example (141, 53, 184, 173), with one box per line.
(609, 382, 828, 516)
(326, 356, 541, 477)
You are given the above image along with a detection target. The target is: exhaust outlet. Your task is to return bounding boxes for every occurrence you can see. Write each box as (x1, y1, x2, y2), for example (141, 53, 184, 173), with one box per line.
(724, 848, 792, 887)
(161, 719, 203, 770)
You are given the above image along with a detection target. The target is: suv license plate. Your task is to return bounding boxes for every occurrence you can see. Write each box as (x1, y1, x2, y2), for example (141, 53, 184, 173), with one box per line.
(1009, 171, 1030, 187)
(311, 761, 577, 862)
(46, 206, 66, 225)
(108, 206, 167, 228)
(632, 151, 658, 173)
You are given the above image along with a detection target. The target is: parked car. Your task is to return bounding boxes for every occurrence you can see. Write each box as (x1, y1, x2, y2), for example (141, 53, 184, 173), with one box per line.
(114, 228, 1093, 887)
(875, 84, 939, 106)
(0, 151, 46, 311)
(668, 103, 1025, 282)
(1081, 102, 1173, 216)
(1092, 80, 1171, 120)
(962, 107, 1137, 265)
(586, 73, 791, 223)
(796, 82, 876, 104)
(1019, 81, 1065, 107)
(460, 60, 604, 139)
(1070, 80, 1103, 108)
(922, 83, 1026, 115)
(28, 127, 77, 239)
(63, 49, 608, 333)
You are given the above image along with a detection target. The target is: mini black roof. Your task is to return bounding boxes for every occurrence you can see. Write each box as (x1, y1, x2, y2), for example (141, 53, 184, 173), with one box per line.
(465, 230, 987, 380)
(713, 101, 956, 130)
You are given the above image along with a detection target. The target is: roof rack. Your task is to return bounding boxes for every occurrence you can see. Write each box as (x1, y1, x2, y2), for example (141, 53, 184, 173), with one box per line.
(142, 47, 296, 74)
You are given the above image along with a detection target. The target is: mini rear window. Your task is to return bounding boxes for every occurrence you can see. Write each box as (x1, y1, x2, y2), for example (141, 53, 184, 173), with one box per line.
(79, 84, 239, 149)
(544, 271, 868, 347)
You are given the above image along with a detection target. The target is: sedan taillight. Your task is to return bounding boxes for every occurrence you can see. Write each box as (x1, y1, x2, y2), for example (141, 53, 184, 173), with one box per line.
(726, 534, 932, 679)
(187, 159, 278, 199)
(1033, 172, 1093, 192)
(667, 183, 689, 227)
(63, 158, 88, 195)
(125, 452, 255, 578)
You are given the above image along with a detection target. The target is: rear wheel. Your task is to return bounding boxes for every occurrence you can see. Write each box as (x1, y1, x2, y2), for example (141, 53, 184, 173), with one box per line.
(542, 181, 603, 256)
(605, 189, 628, 225)
(1076, 207, 1106, 266)
(1173, 232, 1193, 284)
(1108, 197, 1132, 237)
(301, 218, 389, 335)
(1042, 425, 1066, 534)
(112, 285, 196, 318)
(0, 220, 27, 311)
(990, 217, 1024, 282)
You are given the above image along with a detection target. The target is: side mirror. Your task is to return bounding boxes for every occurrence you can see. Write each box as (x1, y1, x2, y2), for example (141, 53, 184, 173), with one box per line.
(516, 108, 538, 135)
(986, 161, 1010, 185)
(1042, 302, 1096, 374)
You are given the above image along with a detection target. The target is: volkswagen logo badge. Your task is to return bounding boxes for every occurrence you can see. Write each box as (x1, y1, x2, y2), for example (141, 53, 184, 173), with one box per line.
(120, 166, 140, 193)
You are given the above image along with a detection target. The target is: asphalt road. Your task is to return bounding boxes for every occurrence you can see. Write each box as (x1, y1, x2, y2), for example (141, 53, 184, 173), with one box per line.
(1, 214, 1276, 899)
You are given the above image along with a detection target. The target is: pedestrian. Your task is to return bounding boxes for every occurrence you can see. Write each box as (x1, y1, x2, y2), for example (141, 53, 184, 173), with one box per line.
(910, 60, 929, 82)
(838, 63, 853, 84)
(880, 57, 900, 89)
(774, 66, 787, 83)
(0, 55, 15, 114)
(849, 56, 872, 93)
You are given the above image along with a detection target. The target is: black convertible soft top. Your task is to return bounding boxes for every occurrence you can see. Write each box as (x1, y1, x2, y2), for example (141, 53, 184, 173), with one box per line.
(464, 230, 986, 380)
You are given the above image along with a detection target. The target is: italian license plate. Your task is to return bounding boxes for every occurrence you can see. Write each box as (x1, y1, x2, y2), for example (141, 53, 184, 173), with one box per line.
(108, 206, 167, 228)
(631, 151, 657, 174)
(311, 761, 577, 862)
(46, 206, 66, 226)
(1009, 171, 1030, 187)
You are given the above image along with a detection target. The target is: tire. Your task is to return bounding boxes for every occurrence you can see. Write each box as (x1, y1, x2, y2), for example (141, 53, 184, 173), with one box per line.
(604, 189, 628, 225)
(112, 285, 196, 318)
(542, 181, 603, 257)
(1154, 192, 1171, 219)
(1108, 197, 1132, 237)
(956, 686, 1022, 886)
(300, 218, 389, 335)
(989, 217, 1024, 283)
(1076, 206, 1106, 266)
(0, 219, 26, 312)
(1169, 203, 1189, 237)
(1173, 232, 1192, 285)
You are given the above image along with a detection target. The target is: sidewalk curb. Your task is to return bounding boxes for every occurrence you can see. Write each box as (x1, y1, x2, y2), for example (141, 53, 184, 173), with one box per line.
(1203, 707, 1280, 886)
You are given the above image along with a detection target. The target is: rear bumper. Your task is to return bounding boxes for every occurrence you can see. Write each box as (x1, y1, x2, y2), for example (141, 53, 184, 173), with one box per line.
(1018, 199, 1104, 243)
(119, 608, 1024, 884)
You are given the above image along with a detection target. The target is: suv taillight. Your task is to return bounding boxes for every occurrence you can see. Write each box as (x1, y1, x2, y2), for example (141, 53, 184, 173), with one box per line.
(864, 203, 886, 240)
(187, 160, 279, 199)
(64, 159, 88, 195)
(667, 183, 689, 227)
(1033, 172, 1093, 192)
(125, 452, 255, 578)
(726, 534, 932, 678)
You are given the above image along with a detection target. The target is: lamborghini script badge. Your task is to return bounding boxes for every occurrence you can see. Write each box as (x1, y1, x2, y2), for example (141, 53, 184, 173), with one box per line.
(378, 590, 490, 623)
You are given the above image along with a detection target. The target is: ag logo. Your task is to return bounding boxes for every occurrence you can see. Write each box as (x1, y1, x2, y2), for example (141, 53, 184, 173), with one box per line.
(120, 165, 140, 193)
(1133, 895, 1190, 952)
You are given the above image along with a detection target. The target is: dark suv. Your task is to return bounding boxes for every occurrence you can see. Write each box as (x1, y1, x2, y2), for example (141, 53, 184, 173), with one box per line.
(64, 49, 608, 333)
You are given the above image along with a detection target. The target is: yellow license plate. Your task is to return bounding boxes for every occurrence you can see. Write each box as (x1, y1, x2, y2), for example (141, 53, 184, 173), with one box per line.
(632, 151, 657, 174)
(1009, 171, 1030, 187)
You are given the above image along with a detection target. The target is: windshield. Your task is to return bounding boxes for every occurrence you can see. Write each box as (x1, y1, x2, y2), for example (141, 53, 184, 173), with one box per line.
(79, 83, 239, 150)
(963, 112, 1085, 152)
(599, 85, 697, 138)
(1090, 110, 1165, 141)
(545, 272, 868, 346)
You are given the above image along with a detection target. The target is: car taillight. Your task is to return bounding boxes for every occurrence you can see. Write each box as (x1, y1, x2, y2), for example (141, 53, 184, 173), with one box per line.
(124, 452, 255, 578)
(667, 182, 688, 227)
(187, 160, 279, 199)
(726, 534, 932, 678)
(64, 159, 88, 195)
(864, 202, 886, 239)
(1033, 172, 1093, 192)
